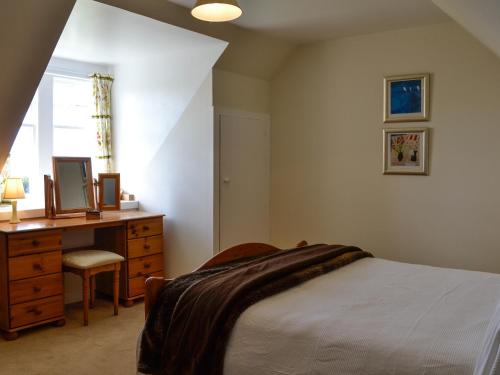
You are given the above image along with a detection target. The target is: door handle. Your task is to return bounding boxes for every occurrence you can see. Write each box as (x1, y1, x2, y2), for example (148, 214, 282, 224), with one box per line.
(223, 178, 230, 184)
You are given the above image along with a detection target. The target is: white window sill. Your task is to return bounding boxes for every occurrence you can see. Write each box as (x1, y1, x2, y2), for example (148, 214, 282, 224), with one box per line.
(0, 200, 140, 222)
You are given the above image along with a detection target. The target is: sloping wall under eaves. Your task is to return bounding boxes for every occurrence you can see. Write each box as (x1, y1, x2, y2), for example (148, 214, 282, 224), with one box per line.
(0, 0, 295, 174)
(96, 0, 297, 81)
(432, 0, 500, 61)
(0, 0, 76, 172)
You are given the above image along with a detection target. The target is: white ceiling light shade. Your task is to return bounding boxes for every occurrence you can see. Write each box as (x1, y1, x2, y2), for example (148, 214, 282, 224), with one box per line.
(191, 0, 243, 22)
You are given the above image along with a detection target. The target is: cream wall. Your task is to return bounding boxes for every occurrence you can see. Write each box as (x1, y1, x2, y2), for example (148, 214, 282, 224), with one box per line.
(132, 75, 216, 277)
(213, 69, 270, 114)
(271, 22, 500, 273)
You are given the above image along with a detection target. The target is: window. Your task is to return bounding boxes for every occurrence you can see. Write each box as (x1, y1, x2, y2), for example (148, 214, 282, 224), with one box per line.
(9, 92, 39, 197)
(4, 72, 97, 209)
(53, 76, 95, 157)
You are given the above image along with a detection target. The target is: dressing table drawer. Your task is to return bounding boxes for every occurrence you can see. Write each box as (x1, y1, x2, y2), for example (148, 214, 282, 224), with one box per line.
(127, 218, 163, 239)
(10, 273, 63, 305)
(10, 295, 63, 329)
(127, 254, 163, 278)
(128, 235, 163, 259)
(8, 251, 62, 281)
(128, 270, 163, 297)
(8, 231, 62, 257)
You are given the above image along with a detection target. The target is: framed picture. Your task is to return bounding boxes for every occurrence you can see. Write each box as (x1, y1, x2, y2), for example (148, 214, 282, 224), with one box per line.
(383, 73, 430, 122)
(383, 127, 429, 175)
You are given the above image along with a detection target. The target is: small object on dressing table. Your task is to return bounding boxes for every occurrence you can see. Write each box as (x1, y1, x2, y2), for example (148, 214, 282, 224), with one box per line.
(3, 177, 25, 224)
(85, 209, 102, 220)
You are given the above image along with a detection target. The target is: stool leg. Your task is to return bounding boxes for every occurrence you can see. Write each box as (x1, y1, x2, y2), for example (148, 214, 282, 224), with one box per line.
(90, 276, 95, 308)
(113, 264, 120, 316)
(82, 270, 90, 326)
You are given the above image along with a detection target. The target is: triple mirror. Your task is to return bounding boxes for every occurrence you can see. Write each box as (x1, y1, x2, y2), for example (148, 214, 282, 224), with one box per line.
(98, 173, 121, 211)
(52, 157, 95, 214)
(46, 157, 121, 218)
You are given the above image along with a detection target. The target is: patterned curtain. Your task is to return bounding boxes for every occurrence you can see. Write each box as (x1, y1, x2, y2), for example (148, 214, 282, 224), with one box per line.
(91, 73, 114, 173)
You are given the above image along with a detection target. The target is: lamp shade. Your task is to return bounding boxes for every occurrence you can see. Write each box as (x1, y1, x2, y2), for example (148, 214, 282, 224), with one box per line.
(3, 178, 25, 200)
(191, 0, 242, 22)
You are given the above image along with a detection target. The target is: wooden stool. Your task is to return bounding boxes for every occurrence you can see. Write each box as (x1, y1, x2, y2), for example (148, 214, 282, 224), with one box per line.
(62, 250, 125, 326)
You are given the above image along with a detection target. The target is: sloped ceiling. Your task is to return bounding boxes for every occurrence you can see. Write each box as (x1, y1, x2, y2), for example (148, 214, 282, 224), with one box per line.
(97, 0, 296, 80)
(0, 0, 76, 173)
(170, 0, 449, 43)
(432, 0, 500, 60)
(0, 0, 294, 172)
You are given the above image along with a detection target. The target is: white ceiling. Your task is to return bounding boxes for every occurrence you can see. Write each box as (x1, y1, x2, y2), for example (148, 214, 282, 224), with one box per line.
(432, 0, 500, 60)
(53, 0, 224, 66)
(169, 0, 450, 43)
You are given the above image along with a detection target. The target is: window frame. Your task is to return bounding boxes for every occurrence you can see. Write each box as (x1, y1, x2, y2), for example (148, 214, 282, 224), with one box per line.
(3, 58, 111, 211)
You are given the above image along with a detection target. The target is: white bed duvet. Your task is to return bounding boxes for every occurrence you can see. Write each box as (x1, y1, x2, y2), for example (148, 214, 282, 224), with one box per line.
(224, 258, 500, 375)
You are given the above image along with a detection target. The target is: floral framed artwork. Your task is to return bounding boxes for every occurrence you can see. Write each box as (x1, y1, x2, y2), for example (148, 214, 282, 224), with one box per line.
(383, 73, 430, 122)
(383, 128, 429, 175)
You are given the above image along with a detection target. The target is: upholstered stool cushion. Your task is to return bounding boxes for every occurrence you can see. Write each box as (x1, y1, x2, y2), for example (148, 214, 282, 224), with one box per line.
(63, 250, 124, 270)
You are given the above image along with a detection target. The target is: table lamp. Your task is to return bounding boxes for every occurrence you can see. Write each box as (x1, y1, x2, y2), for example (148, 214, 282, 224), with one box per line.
(3, 178, 25, 224)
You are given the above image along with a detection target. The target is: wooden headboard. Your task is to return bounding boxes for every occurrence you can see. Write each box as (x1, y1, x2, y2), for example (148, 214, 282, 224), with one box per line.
(144, 241, 308, 317)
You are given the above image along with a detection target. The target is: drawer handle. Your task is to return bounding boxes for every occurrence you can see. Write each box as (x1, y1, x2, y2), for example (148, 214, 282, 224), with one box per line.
(32, 239, 40, 247)
(33, 286, 42, 293)
(28, 307, 42, 316)
(143, 263, 151, 269)
(143, 225, 150, 231)
(130, 224, 136, 230)
(143, 244, 151, 250)
(33, 263, 44, 272)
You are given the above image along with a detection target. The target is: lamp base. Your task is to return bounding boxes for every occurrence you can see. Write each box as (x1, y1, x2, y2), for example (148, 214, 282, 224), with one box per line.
(9, 200, 21, 224)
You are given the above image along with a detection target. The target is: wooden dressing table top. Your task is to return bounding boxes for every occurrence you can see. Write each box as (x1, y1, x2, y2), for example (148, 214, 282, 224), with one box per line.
(0, 211, 164, 234)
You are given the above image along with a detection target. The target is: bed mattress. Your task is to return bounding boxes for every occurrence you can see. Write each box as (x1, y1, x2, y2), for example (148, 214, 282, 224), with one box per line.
(223, 258, 500, 375)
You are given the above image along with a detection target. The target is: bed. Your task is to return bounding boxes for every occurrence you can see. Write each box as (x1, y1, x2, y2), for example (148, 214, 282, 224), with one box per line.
(138, 243, 500, 375)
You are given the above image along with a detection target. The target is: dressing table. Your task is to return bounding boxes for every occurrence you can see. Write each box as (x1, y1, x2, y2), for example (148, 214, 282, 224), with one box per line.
(0, 210, 165, 340)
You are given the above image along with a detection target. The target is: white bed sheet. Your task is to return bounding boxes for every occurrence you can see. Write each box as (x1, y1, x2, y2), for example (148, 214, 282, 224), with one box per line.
(224, 258, 500, 375)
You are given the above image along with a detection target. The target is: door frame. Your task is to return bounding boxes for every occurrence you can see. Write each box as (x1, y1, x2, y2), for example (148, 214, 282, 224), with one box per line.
(213, 107, 271, 254)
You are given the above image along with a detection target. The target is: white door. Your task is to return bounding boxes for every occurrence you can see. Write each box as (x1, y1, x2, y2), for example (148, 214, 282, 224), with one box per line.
(217, 111, 270, 251)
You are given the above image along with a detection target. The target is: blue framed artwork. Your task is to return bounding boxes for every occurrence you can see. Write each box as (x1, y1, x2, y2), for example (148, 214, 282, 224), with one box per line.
(384, 73, 430, 123)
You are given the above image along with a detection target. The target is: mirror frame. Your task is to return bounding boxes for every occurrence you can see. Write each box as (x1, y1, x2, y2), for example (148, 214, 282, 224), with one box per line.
(98, 173, 121, 211)
(52, 157, 95, 214)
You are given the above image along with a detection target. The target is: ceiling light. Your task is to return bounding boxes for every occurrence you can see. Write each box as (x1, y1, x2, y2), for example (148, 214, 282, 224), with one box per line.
(191, 0, 243, 22)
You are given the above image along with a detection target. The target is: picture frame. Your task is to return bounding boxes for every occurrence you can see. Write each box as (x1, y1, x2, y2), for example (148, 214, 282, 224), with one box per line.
(383, 73, 430, 123)
(383, 127, 429, 175)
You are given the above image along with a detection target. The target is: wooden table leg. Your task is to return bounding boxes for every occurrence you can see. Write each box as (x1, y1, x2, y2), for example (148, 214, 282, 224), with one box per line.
(2, 331, 19, 341)
(52, 318, 66, 327)
(113, 264, 120, 316)
(83, 270, 89, 326)
(90, 275, 95, 308)
(122, 299, 134, 308)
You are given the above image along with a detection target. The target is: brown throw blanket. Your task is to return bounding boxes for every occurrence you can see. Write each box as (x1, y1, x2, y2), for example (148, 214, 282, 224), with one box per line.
(138, 244, 372, 375)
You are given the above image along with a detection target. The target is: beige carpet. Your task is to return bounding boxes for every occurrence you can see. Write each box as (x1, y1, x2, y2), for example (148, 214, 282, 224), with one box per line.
(0, 299, 144, 375)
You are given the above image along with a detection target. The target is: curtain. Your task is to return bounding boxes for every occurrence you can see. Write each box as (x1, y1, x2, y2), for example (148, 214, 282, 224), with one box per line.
(0, 155, 9, 202)
(91, 73, 114, 173)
